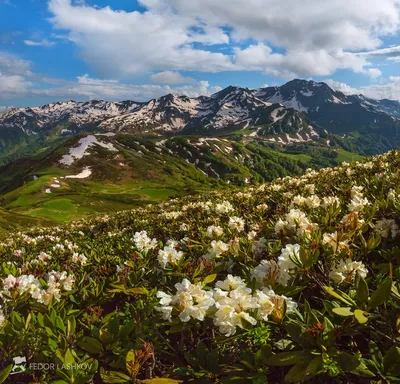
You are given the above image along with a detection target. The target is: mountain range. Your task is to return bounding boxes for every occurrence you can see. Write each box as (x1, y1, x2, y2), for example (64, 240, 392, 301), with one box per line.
(2, 79, 400, 165)
(0, 78, 399, 228)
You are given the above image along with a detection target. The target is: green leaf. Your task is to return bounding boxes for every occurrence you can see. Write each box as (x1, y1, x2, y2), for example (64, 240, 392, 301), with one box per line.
(383, 346, 400, 375)
(356, 273, 369, 306)
(369, 341, 383, 367)
(323, 286, 356, 306)
(266, 351, 310, 366)
(284, 360, 313, 383)
(119, 320, 135, 339)
(25, 312, 32, 329)
(64, 348, 75, 366)
(351, 361, 376, 378)
(305, 356, 324, 376)
(108, 287, 148, 295)
(11, 311, 24, 330)
(78, 337, 104, 355)
(332, 307, 354, 316)
(368, 279, 392, 309)
(100, 368, 132, 383)
(335, 352, 361, 372)
(126, 350, 137, 379)
(67, 316, 76, 337)
(108, 316, 120, 336)
(55, 316, 66, 334)
(354, 309, 368, 324)
(0, 365, 12, 384)
(203, 274, 217, 286)
(142, 379, 183, 384)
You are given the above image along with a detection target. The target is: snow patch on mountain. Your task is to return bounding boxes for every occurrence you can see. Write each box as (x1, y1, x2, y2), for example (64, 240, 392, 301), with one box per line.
(60, 135, 117, 166)
(300, 90, 314, 97)
(65, 167, 92, 179)
(270, 107, 287, 122)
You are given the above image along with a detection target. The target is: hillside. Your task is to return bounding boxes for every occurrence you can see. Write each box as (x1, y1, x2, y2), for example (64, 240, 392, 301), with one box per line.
(0, 150, 400, 383)
(0, 130, 359, 227)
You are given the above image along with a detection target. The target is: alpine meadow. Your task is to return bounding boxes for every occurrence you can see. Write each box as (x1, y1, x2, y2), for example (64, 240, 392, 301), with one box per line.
(1, 1, 400, 383)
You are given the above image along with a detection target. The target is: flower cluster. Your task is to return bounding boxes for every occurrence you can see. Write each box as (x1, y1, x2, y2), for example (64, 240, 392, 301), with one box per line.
(1, 271, 74, 305)
(156, 275, 297, 336)
(132, 231, 158, 252)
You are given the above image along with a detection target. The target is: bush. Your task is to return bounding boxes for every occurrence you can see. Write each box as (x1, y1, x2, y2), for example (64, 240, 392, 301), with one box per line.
(1, 151, 400, 383)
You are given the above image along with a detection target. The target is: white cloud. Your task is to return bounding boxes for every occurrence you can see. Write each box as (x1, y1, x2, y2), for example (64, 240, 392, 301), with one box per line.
(0, 74, 33, 99)
(47, 0, 400, 78)
(364, 68, 383, 79)
(0, 105, 14, 113)
(0, 53, 32, 76)
(357, 45, 400, 58)
(324, 79, 360, 95)
(32, 74, 222, 101)
(325, 78, 400, 100)
(360, 76, 400, 100)
(24, 39, 56, 47)
(150, 71, 195, 84)
(0, 51, 221, 102)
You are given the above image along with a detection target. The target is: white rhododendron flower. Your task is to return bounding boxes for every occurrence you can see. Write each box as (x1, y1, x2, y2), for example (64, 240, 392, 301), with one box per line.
(215, 201, 234, 214)
(162, 211, 183, 220)
(348, 186, 369, 212)
(262, 288, 298, 314)
(157, 243, 184, 268)
(375, 219, 399, 239)
(155, 273, 299, 336)
(38, 252, 52, 263)
(213, 276, 258, 336)
(348, 195, 370, 213)
(156, 279, 214, 323)
(252, 237, 267, 256)
(388, 189, 397, 203)
(305, 184, 315, 194)
(278, 244, 301, 271)
(132, 231, 157, 252)
(329, 259, 368, 284)
(251, 259, 290, 287)
(0, 307, 5, 328)
(321, 196, 340, 208)
(72, 253, 88, 266)
(275, 209, 316, 238)
(323, 232, 349, 253)
(1, 271, 74, 305)
(291, 195, 320, 209)
(228, 216, 245, 232)
(179, 223, 189, 231)
(207, 240, 230, 259)
(254, 290, 275, 321)
(206, 225, 224, 238)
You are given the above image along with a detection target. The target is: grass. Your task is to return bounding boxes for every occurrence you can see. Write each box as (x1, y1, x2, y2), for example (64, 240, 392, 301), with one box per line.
(272, 150, 312, 162)
(336, 149, 365, 162)
(1, 173, 180, 224)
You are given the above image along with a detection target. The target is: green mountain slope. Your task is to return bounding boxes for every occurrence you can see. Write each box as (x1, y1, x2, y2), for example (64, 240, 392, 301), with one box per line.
(0, 132, 359, 227)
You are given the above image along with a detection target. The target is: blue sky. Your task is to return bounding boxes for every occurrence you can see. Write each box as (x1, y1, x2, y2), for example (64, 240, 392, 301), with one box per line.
(1, 0, 400, 109)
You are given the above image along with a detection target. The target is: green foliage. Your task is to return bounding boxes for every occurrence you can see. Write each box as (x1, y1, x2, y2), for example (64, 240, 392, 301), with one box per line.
(0, 149, 400, 383)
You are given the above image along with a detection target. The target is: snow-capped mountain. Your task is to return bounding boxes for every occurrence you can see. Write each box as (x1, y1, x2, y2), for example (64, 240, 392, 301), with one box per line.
(0, 100, 141, 131)
(256, 79, 400, 133)
(1, 79, 400, 165)
(100, 94, 201, 133)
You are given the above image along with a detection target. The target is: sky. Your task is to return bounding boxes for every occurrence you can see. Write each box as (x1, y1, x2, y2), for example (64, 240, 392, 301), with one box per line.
(1, 0, 400, 110)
